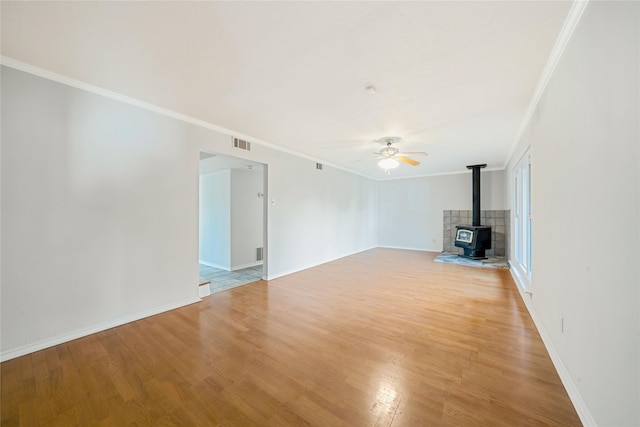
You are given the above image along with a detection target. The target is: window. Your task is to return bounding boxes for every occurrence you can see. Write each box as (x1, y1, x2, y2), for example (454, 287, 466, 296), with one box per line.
(513, 151, 532, 290)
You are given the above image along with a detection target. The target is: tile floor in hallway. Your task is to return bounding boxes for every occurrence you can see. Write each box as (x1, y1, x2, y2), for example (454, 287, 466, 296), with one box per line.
(199, 264, 264, 294)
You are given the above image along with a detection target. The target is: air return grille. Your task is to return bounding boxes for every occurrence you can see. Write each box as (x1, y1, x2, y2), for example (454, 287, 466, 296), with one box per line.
(256, 247, 264, 261)
(232, 137, 251, 151)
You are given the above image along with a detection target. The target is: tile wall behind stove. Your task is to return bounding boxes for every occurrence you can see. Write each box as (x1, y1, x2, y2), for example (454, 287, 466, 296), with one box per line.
(443, 210, 510, 257)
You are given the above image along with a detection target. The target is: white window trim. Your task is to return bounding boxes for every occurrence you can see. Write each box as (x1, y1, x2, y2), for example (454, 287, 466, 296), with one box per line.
(511, 150, 532, 292)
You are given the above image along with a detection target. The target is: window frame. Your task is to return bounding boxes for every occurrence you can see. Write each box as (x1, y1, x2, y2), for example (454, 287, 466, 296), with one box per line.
(512, 150, 532, 290)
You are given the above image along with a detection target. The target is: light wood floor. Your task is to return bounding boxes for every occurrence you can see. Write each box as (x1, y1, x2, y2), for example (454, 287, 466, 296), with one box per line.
(1, 248, 581, 426)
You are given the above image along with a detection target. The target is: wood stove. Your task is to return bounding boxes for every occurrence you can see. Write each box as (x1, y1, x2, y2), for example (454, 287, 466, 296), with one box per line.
(454, 164, 492, 259)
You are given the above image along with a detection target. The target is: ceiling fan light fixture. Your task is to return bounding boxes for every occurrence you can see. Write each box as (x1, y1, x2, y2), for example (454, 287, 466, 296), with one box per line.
(380, 146, 396, 156)
(378, 157, 399, 170)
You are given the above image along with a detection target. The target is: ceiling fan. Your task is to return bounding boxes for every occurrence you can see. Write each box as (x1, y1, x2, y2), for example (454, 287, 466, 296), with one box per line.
(368, 137, 428, 174)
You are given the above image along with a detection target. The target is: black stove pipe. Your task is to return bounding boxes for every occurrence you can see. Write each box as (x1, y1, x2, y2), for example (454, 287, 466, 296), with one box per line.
(466, 164, 487, 226)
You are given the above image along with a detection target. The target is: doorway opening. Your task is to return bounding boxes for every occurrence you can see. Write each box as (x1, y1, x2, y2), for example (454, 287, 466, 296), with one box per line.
(198, 150, 267, 295)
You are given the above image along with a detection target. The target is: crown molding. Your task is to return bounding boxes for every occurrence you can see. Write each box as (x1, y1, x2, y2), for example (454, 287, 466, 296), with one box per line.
(503, 0, 589, 168)
(376, 166, 505, 182)
(0, 56, 373, 180)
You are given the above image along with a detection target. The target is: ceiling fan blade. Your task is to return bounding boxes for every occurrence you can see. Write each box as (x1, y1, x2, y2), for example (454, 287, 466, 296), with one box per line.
(398, 152, 428, 157)
(397, 156, 420, 166)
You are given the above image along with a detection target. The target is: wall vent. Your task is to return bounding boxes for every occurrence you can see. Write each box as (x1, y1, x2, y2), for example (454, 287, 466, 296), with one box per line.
(256, 247, 264, 261)
(232, 137, 251, 151)
(316, 163, 323, 170)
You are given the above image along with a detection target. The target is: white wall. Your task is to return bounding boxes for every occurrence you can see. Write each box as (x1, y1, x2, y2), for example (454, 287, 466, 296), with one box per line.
(262, 155, 378, 279)
(230, 168, 264, 270)
(377, 170, 506, 251)
(1, 66, 201, 357)
(505, 2, 639, 425)
(198, 166, 264, 271)
(1, 65, 379, 359)
(199, 170, 231, 269)
(186, 127, 378, 281)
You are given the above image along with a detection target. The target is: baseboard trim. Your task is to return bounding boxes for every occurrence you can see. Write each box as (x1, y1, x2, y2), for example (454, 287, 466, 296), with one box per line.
(377, 245, 441, 253)
(509, 269, 596, 426)
(230, 261, 263, 271)
(265, 246, 376, 280)
(199, 260, 230, 271)
(0, 296, 202, 362)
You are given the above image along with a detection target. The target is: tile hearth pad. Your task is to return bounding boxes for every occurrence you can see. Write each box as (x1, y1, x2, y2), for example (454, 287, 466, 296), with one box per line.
(434, 252, 509, 269)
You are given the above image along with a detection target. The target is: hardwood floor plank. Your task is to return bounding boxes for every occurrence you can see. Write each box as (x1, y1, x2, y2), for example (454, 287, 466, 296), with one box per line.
(1, 248, 581, 426)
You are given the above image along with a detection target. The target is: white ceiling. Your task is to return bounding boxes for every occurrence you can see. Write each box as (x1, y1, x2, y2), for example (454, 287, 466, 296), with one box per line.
(1, 1, 573, 179)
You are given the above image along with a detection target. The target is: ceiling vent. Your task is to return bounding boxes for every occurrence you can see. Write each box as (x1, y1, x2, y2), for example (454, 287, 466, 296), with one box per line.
(232, 137, 251, 151)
